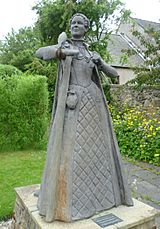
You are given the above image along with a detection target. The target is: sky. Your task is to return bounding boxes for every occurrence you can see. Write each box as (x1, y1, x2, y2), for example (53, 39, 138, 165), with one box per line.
(0, 0, 160, 40)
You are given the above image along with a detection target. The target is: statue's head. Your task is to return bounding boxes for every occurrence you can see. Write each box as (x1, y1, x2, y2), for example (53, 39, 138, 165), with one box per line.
(70, 13, 90, 39)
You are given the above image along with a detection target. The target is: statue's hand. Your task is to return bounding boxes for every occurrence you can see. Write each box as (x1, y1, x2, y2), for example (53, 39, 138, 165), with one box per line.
(35, 47, 45, 59)
(92, 51, 102, 65)
(56, 48, 79, 59)
(56, 48, 66, 59)
(63, 49, 79, 56)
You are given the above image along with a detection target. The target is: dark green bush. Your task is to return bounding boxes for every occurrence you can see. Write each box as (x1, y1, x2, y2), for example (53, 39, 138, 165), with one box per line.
(127, 69, 160, 90)
(0, 74, 49, 151)
(26, 58, 57, 113)
(0, 64, 22, 78)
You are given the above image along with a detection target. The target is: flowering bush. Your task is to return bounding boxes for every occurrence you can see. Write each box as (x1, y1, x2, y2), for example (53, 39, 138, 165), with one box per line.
(110, 104, 160, 166)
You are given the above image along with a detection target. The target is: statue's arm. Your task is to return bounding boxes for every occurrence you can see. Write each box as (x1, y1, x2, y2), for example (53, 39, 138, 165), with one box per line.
(35, 45, 59, 60)
(92, 52, 119, 78)
(98, 60, 119, 78)
(36, 45, 79, 60)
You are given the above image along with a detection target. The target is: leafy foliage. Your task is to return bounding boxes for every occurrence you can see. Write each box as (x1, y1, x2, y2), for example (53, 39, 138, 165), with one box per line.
(0, 27, 57, 111)
(31, 0, 130, 107)
(0, 0, 130, 66)
(0, 1, 130, 111)
(126, 24, 160, 89)
(0, 27, 41, 72)
(129, 69, 160, 89)
(0, 74, 49, 151)
(110, 104, 160, 166)
(0, 64, 22, 78)
(132, 27, 160, 67)
(26, 58, 58, 112)
(33, 0, 130, 60)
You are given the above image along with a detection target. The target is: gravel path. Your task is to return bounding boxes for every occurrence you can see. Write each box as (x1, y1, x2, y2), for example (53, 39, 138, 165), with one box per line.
(123, 158, 160, 228)
(0, 219, 12, 229)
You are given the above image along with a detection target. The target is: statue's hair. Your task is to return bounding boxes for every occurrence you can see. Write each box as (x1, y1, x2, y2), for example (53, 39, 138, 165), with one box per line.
(70, 13, 90, 30)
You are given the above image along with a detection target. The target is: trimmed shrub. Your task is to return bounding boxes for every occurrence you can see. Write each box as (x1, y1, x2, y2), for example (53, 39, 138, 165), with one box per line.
(0, 64, 22, 78)
(26, 59, 57, 113)
(0, 74, 49, 151)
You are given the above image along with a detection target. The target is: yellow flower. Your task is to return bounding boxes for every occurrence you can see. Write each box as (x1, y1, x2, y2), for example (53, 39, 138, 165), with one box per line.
(147, 134, 152, 138)
(149, 125, 153, 131)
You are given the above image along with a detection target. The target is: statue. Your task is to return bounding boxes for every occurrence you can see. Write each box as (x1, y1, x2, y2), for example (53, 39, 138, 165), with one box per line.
(36, 13, 133, 223)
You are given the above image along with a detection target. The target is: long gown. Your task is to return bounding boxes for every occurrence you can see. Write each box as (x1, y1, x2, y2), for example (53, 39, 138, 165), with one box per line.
(36, 40, 133, 223)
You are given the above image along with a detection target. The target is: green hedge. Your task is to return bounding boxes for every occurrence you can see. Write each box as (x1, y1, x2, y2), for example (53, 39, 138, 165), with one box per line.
(0, 64, 22, 78)
(0, 74, 49, 151)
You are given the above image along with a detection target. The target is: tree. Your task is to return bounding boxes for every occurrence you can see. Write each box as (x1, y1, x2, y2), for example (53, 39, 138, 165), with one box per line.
(0, 27, 57, 111)
(126, 24, 160, 88)
(0, 27, 41, 72)
(0, 0, 131, 71)
(33, 0, 130, 60)
(32, 0, 130, 104)
(0, 0, 130, 110)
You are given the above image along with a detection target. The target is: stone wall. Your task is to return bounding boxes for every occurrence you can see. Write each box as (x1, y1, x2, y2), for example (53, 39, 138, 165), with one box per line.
(110, 84, 160, 108)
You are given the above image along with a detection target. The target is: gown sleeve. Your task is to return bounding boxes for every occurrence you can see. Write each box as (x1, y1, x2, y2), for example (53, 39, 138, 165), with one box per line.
(91, 51, 119, 78)
(36, 45, 59, 60)
(99, 59, 119, 78)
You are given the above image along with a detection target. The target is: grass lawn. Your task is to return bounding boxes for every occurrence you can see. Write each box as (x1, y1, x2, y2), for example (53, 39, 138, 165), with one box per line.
(0, 150, 46, 220)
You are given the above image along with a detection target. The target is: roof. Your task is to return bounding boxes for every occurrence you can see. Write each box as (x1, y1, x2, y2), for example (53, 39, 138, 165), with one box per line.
(108, 17, 160, 68)
(108, 34, 144, 68)
(132, 18, 160, 31)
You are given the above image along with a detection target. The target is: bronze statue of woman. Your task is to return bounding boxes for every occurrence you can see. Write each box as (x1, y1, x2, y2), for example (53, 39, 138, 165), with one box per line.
(36, 13, 133, 223)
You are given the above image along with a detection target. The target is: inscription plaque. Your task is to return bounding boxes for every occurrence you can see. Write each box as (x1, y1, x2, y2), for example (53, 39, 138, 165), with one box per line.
(93, 213, 123, 228)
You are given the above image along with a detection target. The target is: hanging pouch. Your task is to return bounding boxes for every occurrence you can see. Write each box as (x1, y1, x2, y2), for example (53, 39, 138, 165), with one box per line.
(66, 90, 78, 110)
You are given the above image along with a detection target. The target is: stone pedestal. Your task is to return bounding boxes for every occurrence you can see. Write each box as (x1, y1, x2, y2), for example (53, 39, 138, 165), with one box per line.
(11, 184, 160, 229)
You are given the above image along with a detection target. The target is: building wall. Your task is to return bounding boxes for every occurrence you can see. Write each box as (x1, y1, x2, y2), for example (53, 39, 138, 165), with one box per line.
(115, 67, 136, 85)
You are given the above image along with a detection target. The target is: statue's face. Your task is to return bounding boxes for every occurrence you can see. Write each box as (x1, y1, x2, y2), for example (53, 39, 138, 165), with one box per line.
(70, 15, 87, 39)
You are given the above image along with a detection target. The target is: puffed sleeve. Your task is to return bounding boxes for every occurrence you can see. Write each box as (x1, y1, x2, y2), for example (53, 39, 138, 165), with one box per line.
(36, 45, 59, 60)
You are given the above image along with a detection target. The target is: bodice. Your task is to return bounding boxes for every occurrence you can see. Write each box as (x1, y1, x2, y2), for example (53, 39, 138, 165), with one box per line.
(70, 57, 95, 87)
(69, 41, 95, 87)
